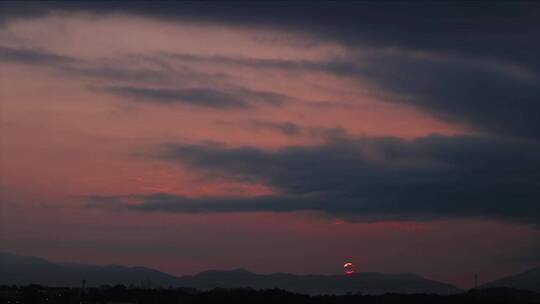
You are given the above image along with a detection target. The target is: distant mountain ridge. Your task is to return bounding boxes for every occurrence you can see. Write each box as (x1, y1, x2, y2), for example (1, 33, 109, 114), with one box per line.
(0, 252, 177, 287)
(0, 252, 461, 295)
(482, 266, 540, 293)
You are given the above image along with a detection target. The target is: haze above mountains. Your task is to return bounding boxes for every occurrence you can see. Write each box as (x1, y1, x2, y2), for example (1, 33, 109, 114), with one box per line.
(0, 252, 538, 295)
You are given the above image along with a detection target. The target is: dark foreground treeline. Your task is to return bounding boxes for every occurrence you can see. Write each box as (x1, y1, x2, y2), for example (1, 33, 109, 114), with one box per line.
(1, 285, 539, 304)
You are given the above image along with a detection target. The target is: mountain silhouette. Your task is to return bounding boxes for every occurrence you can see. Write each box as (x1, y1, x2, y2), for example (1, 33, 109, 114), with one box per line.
(0, 252, 462, 294)
(482, 266, 540, 292)
(0, 252, 177, 287)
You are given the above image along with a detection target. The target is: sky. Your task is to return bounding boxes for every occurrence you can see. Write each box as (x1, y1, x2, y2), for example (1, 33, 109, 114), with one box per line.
(0, 1, 539, 289)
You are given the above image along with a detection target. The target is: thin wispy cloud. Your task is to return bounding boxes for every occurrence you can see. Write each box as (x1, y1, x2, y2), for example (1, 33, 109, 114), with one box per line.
(99, 85, 289, 109)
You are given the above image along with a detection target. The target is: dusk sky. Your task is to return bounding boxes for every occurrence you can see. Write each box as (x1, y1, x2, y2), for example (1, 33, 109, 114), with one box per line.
(0, 2, 539, 289)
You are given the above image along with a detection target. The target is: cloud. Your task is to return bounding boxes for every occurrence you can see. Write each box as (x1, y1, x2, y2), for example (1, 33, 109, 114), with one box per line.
(0, 9, 540, 139)
(2, 2, 539, 74)
(137, 48, 539, 139)
(0, 45, 229, 83)
(85, 192, 310, 213)
(0, 46, 75, 65)
(98, 85, 289, 109)
(63, 66, 172, 83)
(0, 46, 170, 83)
(216, 120, 348, 138)
(5, 2, 540, 225)
(165, 50, 540, 140)
(248, 120, 301, 136)
(234, 88, 289, 107)
(346, 52, 540, 140)
(86, 134, 540, 226)
(0, 46, 290, 110)
(216, 120, 301, 137)
(100, 86, 247, 109)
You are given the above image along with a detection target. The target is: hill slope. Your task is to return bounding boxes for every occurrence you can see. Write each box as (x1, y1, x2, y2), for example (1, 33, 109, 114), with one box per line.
(482, 266, 540, 292)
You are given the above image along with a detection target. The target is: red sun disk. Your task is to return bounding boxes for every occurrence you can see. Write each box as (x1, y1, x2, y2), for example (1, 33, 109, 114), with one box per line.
(343, 262, 355, 275)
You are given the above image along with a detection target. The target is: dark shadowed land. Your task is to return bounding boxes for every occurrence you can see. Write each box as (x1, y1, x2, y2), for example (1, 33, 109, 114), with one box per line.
(1, 285, 540, 304)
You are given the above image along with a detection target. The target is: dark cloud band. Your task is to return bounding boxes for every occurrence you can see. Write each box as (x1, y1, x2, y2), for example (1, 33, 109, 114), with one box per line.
(86, 134, 540, 226)
(100, 85, 288, 109)
(0, 46, 75, 65)
(2, 2, 539, 73)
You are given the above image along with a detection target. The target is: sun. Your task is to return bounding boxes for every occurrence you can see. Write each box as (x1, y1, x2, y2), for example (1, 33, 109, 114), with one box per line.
(343, 262, 355, 275)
